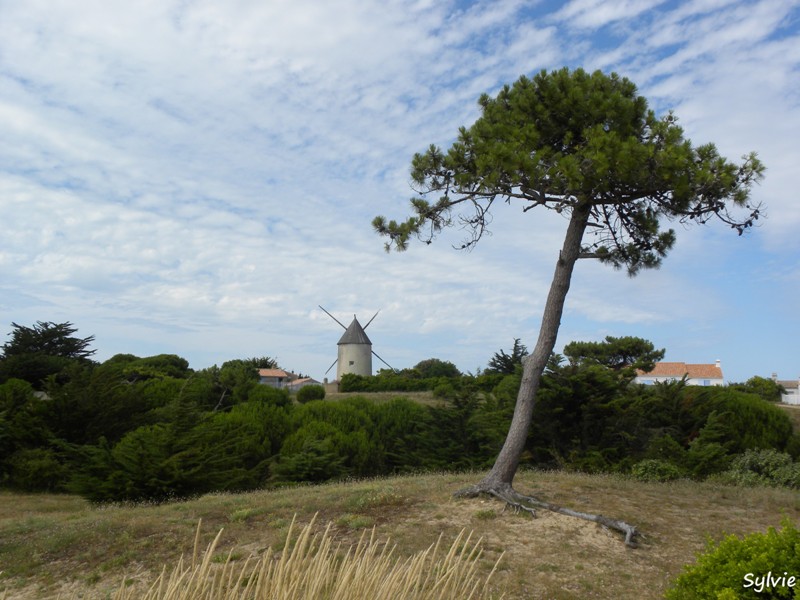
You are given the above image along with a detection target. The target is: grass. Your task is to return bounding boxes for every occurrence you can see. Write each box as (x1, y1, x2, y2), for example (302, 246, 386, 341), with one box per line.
(1, 470, 799, 599)
(777, 403, 800, 432)
(104, 516, 499, 600)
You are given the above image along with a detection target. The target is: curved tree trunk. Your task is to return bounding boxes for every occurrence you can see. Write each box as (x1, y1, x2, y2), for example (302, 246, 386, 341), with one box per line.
(455, 202, 642, 547)
(483, 202, 591, 488)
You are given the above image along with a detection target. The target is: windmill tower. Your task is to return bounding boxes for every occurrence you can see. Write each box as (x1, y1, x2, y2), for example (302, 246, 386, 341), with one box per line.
(319, 306, 393, 379)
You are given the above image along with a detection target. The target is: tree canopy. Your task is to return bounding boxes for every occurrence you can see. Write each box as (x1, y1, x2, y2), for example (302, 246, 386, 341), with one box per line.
(563, 336, 664, 373)
(486, 339, 528, 375)
(374, 67, 763, 274)
(0, 321, 96, 388)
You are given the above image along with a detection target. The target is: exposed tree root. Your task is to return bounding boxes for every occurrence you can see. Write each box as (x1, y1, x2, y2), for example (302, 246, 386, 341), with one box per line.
(454, 482, 641, 548)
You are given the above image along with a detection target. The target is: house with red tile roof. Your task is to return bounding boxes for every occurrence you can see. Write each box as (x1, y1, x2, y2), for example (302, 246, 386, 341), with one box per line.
(635, 360, 724, 386)
(258, 368, 297, 388)
(257, 369, 322, 391)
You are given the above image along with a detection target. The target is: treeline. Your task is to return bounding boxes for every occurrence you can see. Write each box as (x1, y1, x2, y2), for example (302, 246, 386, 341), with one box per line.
(1, 323, 797, 502)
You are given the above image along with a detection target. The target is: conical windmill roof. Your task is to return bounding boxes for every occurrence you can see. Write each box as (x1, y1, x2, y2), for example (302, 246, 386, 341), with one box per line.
(338, 317, 372, 345)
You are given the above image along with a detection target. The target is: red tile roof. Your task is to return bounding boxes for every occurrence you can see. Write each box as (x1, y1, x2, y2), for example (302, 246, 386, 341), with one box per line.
(637, 362, 723, 380)
(258, 368, 292, 378)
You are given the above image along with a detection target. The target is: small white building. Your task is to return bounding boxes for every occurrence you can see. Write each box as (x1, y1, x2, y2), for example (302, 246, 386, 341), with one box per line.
(635, 360, 724, 386)
(772, 374, 800, 405)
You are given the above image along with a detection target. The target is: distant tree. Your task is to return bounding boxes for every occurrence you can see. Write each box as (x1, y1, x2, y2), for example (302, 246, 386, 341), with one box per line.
(242, 356, 279, 369)
(413, 358, 461, 378)
(729, 375, 785, 403)
(486, 339, 528, 375)
(0, 321, 96, 388)
(122, 354, 191, 381)
(563, 336, 664, 373)
(373, 67, 764, 545)
(297, 384, 326, 404)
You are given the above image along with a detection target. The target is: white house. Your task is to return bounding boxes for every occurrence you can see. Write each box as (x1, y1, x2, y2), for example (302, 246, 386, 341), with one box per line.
(635, 360, 724, 386)
(258, 368, 297, 389)
(772, 374, 800, 405)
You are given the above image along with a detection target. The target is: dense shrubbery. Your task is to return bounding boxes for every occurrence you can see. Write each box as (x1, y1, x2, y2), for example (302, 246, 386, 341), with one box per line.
(296, 384, 326, 403)
(666, 521, 800, 599)
(2, 323, 799, 503)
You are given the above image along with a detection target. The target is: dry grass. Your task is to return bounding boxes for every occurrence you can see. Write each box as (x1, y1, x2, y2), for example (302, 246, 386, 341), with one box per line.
(2, 470, 799, 599)
(108, 515, 500, 599)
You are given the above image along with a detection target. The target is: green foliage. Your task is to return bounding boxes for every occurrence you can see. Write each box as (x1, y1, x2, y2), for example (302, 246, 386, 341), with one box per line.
(0, 321, 96, 388)
(248, 384, 292, 408)
(630, 459, 684, 482)
(5, 447, 68, 492)
(715, 450, 800, 489)
(563, 336, 664, 373)
(666, 520, 800, 599)
(1, 321, 95, 360)
(486, 339, 528, 375)
(729, 376, 785, 403)
(122, 354, 191, 381)
(339, 371, 454, 393)
(296, 384, 326, 403)
(432, 382, 456, 398)
(375, 67, 763, 273)
(411, 358, 461, 378)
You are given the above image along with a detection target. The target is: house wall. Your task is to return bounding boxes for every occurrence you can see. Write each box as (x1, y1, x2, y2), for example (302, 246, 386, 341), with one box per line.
(636, 376, 723, 386)
(260, 376, 286, 389)
(782, 387, 800, 405)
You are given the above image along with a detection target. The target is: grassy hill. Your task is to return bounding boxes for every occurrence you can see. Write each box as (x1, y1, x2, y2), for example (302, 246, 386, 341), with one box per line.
(2, 470, 799, 599)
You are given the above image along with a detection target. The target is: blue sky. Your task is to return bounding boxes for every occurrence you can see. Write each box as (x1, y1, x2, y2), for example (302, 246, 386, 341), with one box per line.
(0, 0, 798, 383)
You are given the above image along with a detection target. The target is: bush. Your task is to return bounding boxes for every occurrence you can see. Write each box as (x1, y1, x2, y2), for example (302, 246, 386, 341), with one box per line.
(296, 384, 326, 403)
(630, 459, 684, 482)
(432, 382, 456, 398)
(715, 449, 800, 489)
(6, 447, 68, 492)
(666, 520, 800, 599)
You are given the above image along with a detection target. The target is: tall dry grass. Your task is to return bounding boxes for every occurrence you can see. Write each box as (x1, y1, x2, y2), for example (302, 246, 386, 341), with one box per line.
(111, 515, 503, 600)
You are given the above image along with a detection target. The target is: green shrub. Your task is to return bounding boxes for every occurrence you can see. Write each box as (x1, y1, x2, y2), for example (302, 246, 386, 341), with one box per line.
(6, 447, 67, 492)
(296, 384, 326, 404)
(630, 459, 684, 482)
(666, 520, 800, 599)
(716, 449, 800, 489)
(432, 382, 456, 398)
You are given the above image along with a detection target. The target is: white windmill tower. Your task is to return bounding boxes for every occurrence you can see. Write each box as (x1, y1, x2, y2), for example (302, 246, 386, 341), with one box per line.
(319, 306, 393, 380)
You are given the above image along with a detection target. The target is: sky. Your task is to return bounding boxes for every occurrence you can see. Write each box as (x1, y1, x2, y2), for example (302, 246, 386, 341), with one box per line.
(1, 0, 798, 383)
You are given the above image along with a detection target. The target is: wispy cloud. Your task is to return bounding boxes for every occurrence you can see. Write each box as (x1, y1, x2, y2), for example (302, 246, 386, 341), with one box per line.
(1, 0, 798, 381)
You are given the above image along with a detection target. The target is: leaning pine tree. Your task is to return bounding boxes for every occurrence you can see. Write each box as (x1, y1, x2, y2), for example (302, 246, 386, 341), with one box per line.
(373, 68, 764, 547)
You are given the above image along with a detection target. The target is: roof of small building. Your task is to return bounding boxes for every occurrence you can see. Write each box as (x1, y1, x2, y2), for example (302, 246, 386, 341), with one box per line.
(778, 380, 800, 390)
(637, 361, 724, 380)
(288, 377, 321, 387)
(338, 317, 372, 345)
(258, 368, 295, 379)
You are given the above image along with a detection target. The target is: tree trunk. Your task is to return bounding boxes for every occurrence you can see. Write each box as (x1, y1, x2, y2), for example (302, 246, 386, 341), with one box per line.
(454, 202, 641, 547)
(481, 202, 591, 488)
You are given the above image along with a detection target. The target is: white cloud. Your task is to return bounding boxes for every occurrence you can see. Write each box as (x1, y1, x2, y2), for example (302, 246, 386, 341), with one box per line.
(0, 0, 798, 381)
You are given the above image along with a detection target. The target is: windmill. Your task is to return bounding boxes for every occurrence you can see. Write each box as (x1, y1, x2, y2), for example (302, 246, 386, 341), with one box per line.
(319, 306, 393, 380)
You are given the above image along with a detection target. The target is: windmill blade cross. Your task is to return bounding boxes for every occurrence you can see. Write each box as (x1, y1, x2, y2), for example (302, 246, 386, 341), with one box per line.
(372, 350, 394, 371)
(319, 305, 347, 329)
(324, 357, 338, 375)
(363, 309, 380, 329)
